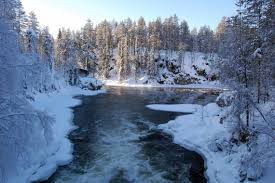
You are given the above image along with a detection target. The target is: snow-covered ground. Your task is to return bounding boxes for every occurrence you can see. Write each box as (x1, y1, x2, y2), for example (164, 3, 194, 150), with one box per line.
(147, 103, 274, 183)
(11, 87, 105, 183)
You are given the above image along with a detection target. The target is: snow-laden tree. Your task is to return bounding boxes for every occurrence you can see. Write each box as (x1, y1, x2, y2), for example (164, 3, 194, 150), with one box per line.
(25, 12, 39, 54)
(162, 15, 179, 52)
(0, 2, 54, 182)
(81, 19, 96, 74)
(136, 17, 147, 49)
(39, 27, 54, 71)
(13, 0, 28, 51)
(148, 18, 162, 53)
(54, 28, 79, 85)
(197, 25, 215, 54)
(135, 17, 147, 73)
(216, 1, 275, 181)
(115, 21, 130, 82)
(96, 21, 112, 79)
(147, 49, 158, 81)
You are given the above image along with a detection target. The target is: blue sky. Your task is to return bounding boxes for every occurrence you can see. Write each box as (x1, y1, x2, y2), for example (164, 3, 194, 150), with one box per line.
(21, 0, 237, 36)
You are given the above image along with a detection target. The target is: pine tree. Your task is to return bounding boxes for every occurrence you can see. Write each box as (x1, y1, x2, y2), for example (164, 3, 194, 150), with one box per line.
(197, 26, 215, 54)
(27, 11, 39, 35)
(261, 1, 275, 102)
(25, 11, 39, 54)
(136, 17, 147, 49)
(81, 19, 96, 75)
(178, 20, 191, 51)
(215, 17, 227, 43)
(115, 22, 130, 81)
(162, 15, 179, 52)
(135, 17, 147, 73)
(13, 0, 27, 51)
(96, 21, 112, 79)
(190, 28, 199, 52)
(54, 29, 64, 69)
(0, 0, 17, 23)
(148, 18, 162, 52)
(147, 49, 157, 80)
(40, 27, 54, 71)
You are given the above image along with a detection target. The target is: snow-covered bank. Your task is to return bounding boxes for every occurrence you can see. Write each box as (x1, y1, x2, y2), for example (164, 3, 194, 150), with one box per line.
(14, 87, 105, 183)
(104, 80, 226, 91)
(146, 103, 274, 183)
(147, 103, 236, 183)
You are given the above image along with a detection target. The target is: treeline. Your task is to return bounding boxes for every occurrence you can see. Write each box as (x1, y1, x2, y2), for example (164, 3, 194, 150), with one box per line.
(0, 1, 57, 181)
(11, 0, 221, 82)
(1, 0, 56, 93)
(56, 16, 218, 81)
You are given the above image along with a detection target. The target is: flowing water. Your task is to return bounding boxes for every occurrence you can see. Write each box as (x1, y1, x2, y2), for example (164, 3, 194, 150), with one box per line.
(42, 86, 218, 183)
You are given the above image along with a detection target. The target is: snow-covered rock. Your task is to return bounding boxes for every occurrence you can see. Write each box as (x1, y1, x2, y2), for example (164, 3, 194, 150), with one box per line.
(79, 77, 103, 90)
(216, 91, 237, 107)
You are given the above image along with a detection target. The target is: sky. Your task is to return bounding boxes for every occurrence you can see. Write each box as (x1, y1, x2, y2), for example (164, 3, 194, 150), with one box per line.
(21, 0, 237, 37)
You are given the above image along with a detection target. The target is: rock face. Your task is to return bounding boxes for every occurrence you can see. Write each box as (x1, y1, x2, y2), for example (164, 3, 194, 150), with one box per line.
(79, 77, 103, 90)
(157, 58, 200, 85)
(216, 91, 236, 107)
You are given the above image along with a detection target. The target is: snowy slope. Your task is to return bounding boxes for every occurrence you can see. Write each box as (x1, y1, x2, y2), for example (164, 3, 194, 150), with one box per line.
(106, 51, 219, 87)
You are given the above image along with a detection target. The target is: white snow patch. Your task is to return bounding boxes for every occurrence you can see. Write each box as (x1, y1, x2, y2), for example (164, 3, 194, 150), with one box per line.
(147, 103, 244, 183)
(104, 80, 226, 91)
(15, 87, 105, 183)
(147, 104, 201, 113)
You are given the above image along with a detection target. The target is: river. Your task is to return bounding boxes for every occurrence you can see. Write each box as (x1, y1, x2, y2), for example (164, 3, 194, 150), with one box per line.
(42, 86, 218, 183)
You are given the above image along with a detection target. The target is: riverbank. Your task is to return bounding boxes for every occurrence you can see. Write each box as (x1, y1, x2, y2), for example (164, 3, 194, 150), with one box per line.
(148, 103, 238, 183)
(147, 103, 275, 183)
(24, 87, 105, 183)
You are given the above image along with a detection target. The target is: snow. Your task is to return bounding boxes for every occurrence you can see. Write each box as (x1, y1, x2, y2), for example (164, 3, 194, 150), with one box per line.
(79, 76, 103, 90)
(258, 165, 275, 183)
(146, 103, 273, 183)
(253, 48, 263, 59)
(180, 52, 213, 78)
(105, 80, 226, 90)
(147, 104, 201, 113)
(146, 103, 237, 183)
(107, 51, 220, 87)
(79, 76, 103, 86)
(11, 87, 105, 183)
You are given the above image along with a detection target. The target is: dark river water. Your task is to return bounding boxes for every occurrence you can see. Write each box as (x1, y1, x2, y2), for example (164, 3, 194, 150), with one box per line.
(42, 86, 218, 183)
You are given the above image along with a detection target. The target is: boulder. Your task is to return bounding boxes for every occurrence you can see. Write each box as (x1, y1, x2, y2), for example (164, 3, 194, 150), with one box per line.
(79, 77, 103, 90)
